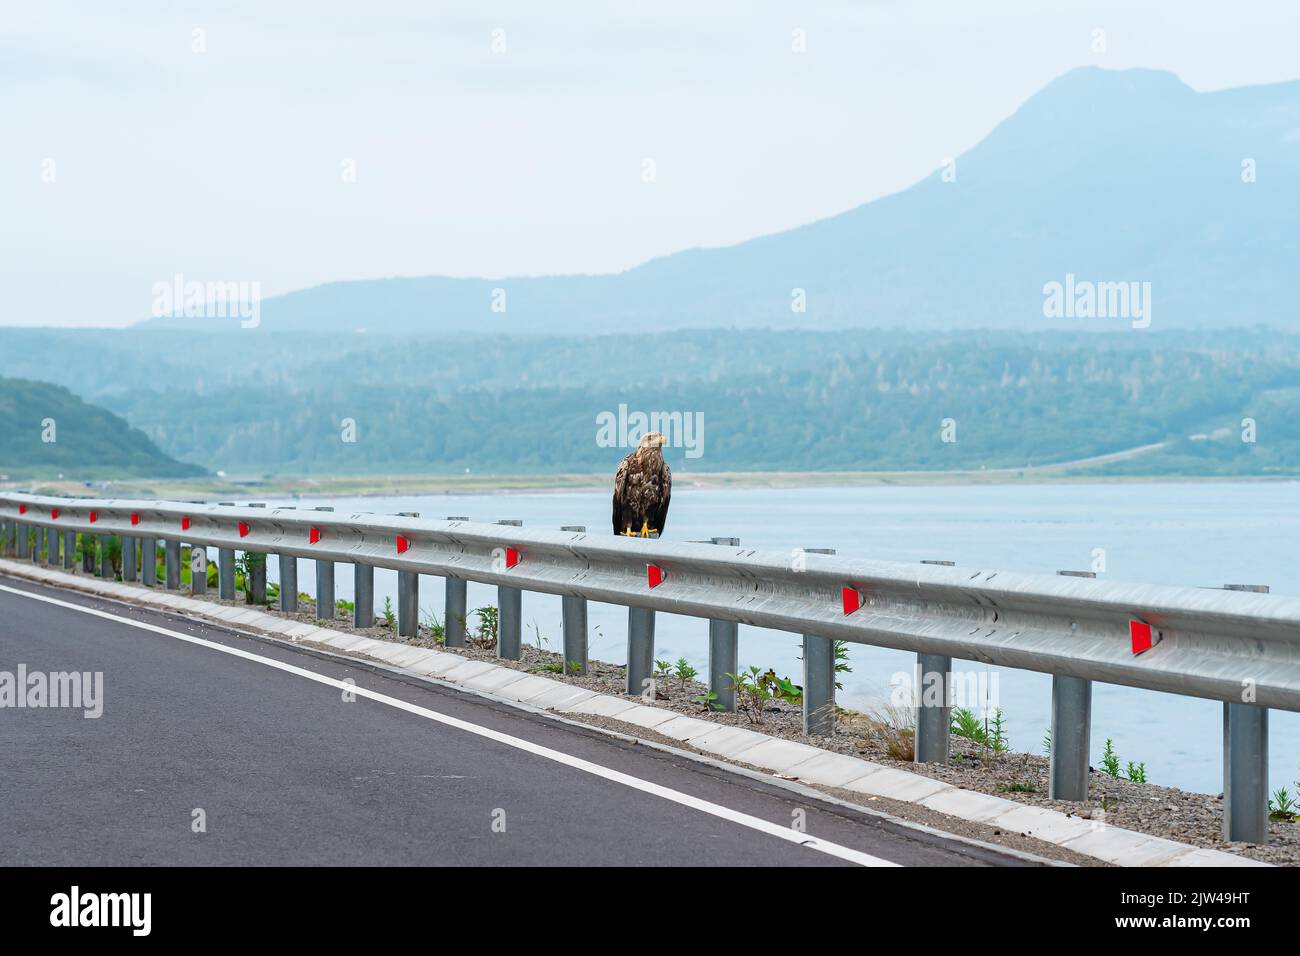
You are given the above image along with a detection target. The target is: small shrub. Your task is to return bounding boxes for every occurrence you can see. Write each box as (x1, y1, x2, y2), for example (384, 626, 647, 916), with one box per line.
(468, 606, 498, 648)
(1101, 738, 1121, 778)
(727, 667, 773, 724)
(693, 689, 724, 712)
(420, 606, 443, 640)
(988, 708, 1009, 753)
(1002, 781, 1038, 793)
(1269, 786, 1298, 822)
(951, 707, 987, 744)
(833, 640, 852, 690)
(863, 702, 915, 761)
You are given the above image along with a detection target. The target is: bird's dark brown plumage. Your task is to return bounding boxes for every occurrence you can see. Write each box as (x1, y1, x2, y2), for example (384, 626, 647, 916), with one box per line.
(612, 434, 671, 537)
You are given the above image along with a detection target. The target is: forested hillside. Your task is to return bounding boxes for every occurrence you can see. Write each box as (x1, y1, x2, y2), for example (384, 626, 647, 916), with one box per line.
(0, 377, 205, 479)
(88, 331, 1300, 476)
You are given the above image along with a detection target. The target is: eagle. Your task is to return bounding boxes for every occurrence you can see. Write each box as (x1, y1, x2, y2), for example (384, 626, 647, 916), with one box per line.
(612, 432, 671, 537)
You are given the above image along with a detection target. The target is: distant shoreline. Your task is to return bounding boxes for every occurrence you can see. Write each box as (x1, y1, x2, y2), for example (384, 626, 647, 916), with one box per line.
(9, 469, 1299, 501)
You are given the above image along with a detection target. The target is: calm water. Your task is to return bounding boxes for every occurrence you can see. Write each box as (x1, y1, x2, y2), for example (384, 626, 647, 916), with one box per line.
(247, 480, 1300, 795)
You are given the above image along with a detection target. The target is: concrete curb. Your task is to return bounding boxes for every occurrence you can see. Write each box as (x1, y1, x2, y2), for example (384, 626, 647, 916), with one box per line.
(0, 559, 1268, 868)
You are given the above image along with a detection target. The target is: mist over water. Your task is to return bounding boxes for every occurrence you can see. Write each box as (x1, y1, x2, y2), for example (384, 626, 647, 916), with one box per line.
(253, 480, 1300, 795)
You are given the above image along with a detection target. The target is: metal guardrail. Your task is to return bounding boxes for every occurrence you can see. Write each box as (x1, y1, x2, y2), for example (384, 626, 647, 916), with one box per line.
(0, 490, 1292, 844)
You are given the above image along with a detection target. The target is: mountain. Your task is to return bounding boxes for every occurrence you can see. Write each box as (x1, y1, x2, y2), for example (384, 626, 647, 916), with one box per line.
(0, 377, 205, 479)
(138, 67, 1300, 335)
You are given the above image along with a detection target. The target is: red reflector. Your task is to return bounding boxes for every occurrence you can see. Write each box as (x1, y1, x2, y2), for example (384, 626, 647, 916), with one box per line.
(17, 505, 26, 514)
(130, 513, 140, 525)
(396, 535, 410, 554)
(647, 564, 664, 588)
(50, 509, 59, 520)
(1130, 619, 1159, 655)
(842, 586, 863, 615)
(309, 527, 321, 544)
(238, 522, 250, 538)
(181, 516, 190, 530)
(89, 511, 98, 523)
(505, 547, 520, 569)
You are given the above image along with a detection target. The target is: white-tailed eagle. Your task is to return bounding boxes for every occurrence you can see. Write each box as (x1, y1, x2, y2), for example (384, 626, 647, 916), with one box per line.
(612, 432, 671, 537)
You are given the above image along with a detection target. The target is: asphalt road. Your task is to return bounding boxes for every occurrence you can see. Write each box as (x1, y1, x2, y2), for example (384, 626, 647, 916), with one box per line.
(0, 573, 1036, 866)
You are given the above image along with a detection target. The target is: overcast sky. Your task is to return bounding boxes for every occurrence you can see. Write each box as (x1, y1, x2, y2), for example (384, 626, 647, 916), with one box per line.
(3, 0, 1298, 327)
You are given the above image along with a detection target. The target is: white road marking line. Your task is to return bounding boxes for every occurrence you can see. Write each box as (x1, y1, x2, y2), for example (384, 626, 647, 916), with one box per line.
(1, 582, 900, 867)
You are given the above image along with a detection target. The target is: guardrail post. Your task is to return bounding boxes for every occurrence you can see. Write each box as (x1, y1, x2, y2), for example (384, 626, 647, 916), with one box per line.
(246, 504, 267, 604)
(218, 548, 235, 599)
(398, 571, 418, 636)
(802, 548, 837, 736)
(915, 561, 958, 761)
(443, 518, 470, 647)
(190, 545, 207, 595)
(1045, 570, 1096, 800)
(279, 553, 298, 611)
(313, 506, 335, 620)
(445, 577, 467, 645)
(99, 534, 113, 579)
(215, 503, 236, 599)
(164, 539, 180, 588)
(140, 537, 156, 585)
(914, 652, 952, 763)
(30, 525, 40, 562)
(122, 535, 137, 582)
(353, 563, 373, 627)
(559, 526, 588, 673)
(1223, 702, 1269, 843)
(393, 512, 419, 636)
(46, 527, 59, 567)
(707, 536, 741, 712)
(15, 522, 28, 559)
(1221, 583, 1270, 843)
(627, 607, 656, 696)
(1049, 675, 1093, 800)
(62, 530, 75, 570)
(248, 554, 266, 605)
(496, 520, 522, 659)
(803, 632, 835, 736)
(317, 560, 336, 620)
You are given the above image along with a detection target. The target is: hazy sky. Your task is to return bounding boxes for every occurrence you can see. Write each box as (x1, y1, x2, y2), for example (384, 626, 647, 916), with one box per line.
(4, 0, 1298, 327)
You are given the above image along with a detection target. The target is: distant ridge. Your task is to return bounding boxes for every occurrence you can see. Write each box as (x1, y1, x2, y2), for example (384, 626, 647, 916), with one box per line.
(138, 67, 1300, 335)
